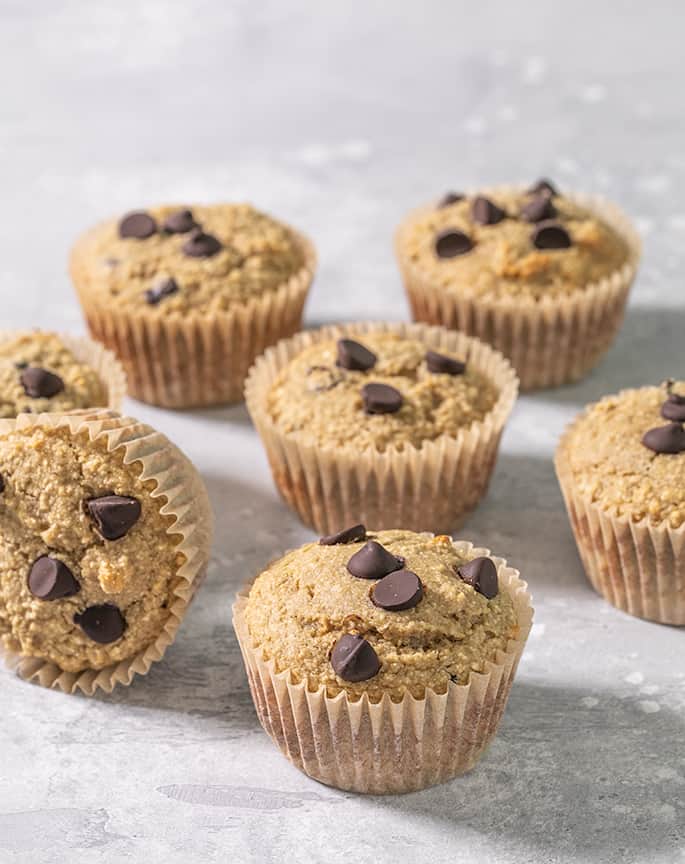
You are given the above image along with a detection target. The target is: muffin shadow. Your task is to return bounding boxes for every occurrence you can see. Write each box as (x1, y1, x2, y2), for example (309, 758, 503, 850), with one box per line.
(376, 680, 685, 860)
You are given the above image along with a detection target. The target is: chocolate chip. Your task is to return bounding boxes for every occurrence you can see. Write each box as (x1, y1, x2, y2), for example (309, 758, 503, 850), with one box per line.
(438, 191, 464, 207)
(642, 423, 685, 454)
(20, 367, 64, 399)
(0, 473, 4, 493)
(361, 383, 403, 415)
(532, 220, 572, 250)
(529, 178, 558, 197)
(320, 524, 367, 546)
(86, 495, 142, 540)
(371, 569, 423, 611)
(119, 211, 157, 239)
(182, 228, 222, 258)
(145, 277, 179, 305)
(347, 540, 405, 580)
(521, 195, 556, 223)
(661, 391, 685, 422)
(435, 229, 473, 258)
(471, 196, 506, 226)
(162, 209, 198, 234)
(336, 339, 377, 372)
(74, 604, 126, 644)
(330, 634, 380, 682)
(425, 350, 466, 376)
(28, 556, 80, 601)
(457, 556, 499, 599)
(13, 361, 28, 370)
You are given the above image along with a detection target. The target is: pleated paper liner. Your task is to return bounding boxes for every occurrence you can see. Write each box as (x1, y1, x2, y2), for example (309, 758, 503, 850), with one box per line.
(245, 321, 519, 535)
(233, 538, 533, 794)
(0, 330, 127, 412)
(70, 230, 317, 408)
(556, 431, 685, 626)
(0, 410, 213, 694)
(395, 188, 641, 391)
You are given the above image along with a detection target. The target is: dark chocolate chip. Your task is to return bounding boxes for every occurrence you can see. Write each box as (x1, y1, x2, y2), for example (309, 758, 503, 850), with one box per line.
(371, 569, 423, 611)
(435, 229, 473, 258)
(336, 339, 377, 372)
(20, 367, 64, 399)
(330, 634, 380, 682)
(86, 495, 142, 540)
(145, 277, 179, 305)
(425, 350, 466, 376)
(457, 556, 499, 599)
(471, 196, 506, 226)
(0, 473, 4, 493)
(119, 211, 157, 239)
(28, 556, 80, 601)
(438, 191, 464, 208)
(182, 228, 222, 258)
(74, 604, 126, 644)
(14, 361, 28, 370)
(320, 524, 367, 546)
(361, 383, 403, 415)
(661, 392, 685, 422)
(528, 178, 558, 197)
(347, 540, 405, 580)
(162, 209, 198, 234)
(642, 423, 685, 454)
(521, 195, 556, 223)
(532, 220, 572, 250)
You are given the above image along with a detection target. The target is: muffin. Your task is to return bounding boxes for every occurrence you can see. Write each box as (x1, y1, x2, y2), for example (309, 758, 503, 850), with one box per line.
(233, 528, 533, 793)
(245, 321, 518, 534)
(0, 410, 212, 693)
(70, 203, 316, 407)
(395, 181, 640, 390)
(556, 381, 685, 624)
(0, 331, 126, 418)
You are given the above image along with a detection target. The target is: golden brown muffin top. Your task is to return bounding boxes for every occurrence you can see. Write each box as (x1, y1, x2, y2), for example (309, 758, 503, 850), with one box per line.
(244, 529, 519, 701)
(0, 332, 107, 419)
(399, 181, 631, 302)
(71, 203, 306, 315)
(557, 381, 685, 528)
(266, 333, 498, 453)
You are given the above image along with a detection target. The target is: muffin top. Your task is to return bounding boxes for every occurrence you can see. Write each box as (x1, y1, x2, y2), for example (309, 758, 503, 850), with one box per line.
(400, 180, 630, 302)
(0, 423, 184, 672)
(244, 528, 519, 701)
(0, 332, 108, 419)
(71, 203, 307, 315)
(558, 381, 685, 528)
(266, 332, 498, 452)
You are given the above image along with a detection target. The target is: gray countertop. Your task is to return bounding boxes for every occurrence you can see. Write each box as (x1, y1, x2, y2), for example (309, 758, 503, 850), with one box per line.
(1, 2, 684, 862)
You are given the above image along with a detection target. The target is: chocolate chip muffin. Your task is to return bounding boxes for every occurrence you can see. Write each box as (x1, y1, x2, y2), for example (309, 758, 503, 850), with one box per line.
(556, 380, 685, 624)
(0, 331, 125, 418)
(396, 181, 640, 390)
(70, 203, 316, 407)
(246, 322, 518, 535)
(233, 528, 533, 793)
(0, 411, 212, 692)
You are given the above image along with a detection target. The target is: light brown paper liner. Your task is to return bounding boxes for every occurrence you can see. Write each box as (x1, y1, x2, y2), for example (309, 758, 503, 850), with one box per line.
(69, 230, 317, 408)
(0, 330, 127, 413)
(556, 428, 685, 626)
(395, 188, 641, 391)
(233, 538, 533, 794)
(245, 321, 519, 535)
(0, 409, 213, 693)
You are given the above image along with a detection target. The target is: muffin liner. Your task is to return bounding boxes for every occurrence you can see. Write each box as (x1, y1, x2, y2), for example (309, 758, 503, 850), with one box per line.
(0, 330, 127, 412)
(70, 230, 317, 408)
(245, 321, 518, 535)
(556, 430, 685, 626)
(0, 409, 213, 694)
(395, 188, 641, 391)
(233, 538, 533, 794)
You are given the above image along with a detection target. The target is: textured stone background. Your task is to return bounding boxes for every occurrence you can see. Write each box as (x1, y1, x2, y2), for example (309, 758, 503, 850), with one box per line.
(1, 2, 684, 862)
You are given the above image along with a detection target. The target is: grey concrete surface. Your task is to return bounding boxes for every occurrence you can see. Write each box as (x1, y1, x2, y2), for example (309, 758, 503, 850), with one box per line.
(1, 2, 684, 862)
